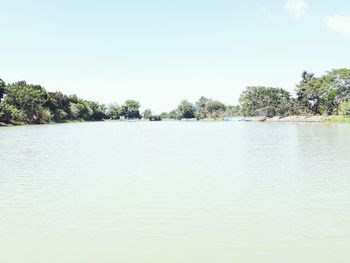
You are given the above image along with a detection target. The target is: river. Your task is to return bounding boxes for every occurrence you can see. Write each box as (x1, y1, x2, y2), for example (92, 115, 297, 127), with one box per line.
(0, 121, 349, 263)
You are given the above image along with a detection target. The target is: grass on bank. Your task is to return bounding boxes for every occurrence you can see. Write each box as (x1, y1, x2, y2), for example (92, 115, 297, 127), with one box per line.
(323, 115, 350, 123)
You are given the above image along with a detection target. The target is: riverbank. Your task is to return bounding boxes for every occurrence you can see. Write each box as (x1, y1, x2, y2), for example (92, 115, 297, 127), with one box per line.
(2, 116, 350, 127)
(267, 115, 350, 123)
(0, 119, 85, 127)
(243, 115, 350, 123)
(267, 116, 324, 122)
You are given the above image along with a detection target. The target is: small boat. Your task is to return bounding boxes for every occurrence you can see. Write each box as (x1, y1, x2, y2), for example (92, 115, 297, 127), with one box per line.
(239, 117, 253, 122)
(149, 116, 162, 121)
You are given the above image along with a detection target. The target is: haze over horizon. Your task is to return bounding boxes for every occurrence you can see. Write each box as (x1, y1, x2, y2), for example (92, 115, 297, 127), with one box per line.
(1, 0, 350, 113)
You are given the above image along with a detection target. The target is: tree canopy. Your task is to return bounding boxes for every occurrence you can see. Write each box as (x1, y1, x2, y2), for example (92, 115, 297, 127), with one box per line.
(1, 68, 350, 124)
(239, 86, 295, 117)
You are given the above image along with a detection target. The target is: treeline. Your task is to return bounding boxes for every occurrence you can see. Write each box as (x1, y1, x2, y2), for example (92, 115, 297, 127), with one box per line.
(0, 79, 240, 124)
(150, 68, 350, 119)
(0, 79, 148, 125)
(0, 80, 108, 124)
(1, 68, 350, 124)
(107, 97, 240, 121)
(155, 98, 240, 120)
(239, 69, 350, 117)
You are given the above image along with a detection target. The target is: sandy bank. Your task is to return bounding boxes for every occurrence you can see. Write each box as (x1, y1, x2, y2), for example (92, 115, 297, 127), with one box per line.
(267, 116, 323, 122)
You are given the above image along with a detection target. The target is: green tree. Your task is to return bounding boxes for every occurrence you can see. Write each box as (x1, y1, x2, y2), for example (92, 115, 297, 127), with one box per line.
(45, 92, 71, 121)
(296, 71, 325, 115)
(0, 79, 5, 102)
(226, 105, 241, 116)
(160, 112, 169, 119)
(142, 109, 152, 119)
(0, 103, 25, 123)
(205, 100, 226, 118)
(86, 101, 107, 121)
(108, 104, 123, 119)
(4, 81, 48, 122)
(76, 101, 93, 120)
(322, 69, 350, 115)
(121, 100, 141, 119)
(194, 96, 209, 119)
(168, 109, 179, 119)
(177, 100, 195, 119)
(240, 86, 294, 116)
(69, 103, 80, 119)
(296, 69, 350, 115)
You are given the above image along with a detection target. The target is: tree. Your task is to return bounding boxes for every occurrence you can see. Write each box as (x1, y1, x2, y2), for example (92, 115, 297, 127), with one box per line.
(160, 112, 169, 119)
(296, 69, 350, 115)
(168, 109, 179, 119)
(69, 103, 80, 119)
(296, 71, 325, 115)
(240, 86, 294, 116)
(0, 79, 5, 102)
(226, 105, 241, 116)
(76, 101, 93, 120)
(205, 100, 226, 118)
(0, 103, 25, 123)
(107, 103, 122, 119)
(121, 100, 141, 119)
(45, 92, 71, 121)
(177, 100, 195, 119)
(4, 81, 48, 122)
(322, 69, 350, 115)
(142, 109, 152, 119)
(194, 96, 209, 119)
(86, 101, 107, 121)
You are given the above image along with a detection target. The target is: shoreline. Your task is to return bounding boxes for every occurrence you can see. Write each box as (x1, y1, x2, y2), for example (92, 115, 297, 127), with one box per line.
(1, 115, 350, 127)
(265, 116, 324, 122)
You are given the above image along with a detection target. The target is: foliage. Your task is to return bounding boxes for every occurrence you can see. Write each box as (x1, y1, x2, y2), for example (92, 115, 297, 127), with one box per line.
(205, 100, 226, 118)
(2, 68, 350, 125)
(120, 100, 141, 119)
(177, 100, 195, 119)
(0, 79, 108, 124)
(142, 109, 152, 119)
(296, 71, 324, 114)
(167, 110, 179, 119)
(0, 102, 25, 123)
(225, 105, 242, 116)
(107, 103, 122, 120)
(86, 101, 107, 121)
(296, 69, 350, 115)
(160, 112, 169, 119)
(339, 101, 350, 116)
(239, 86, 294, 116)
(194, 96, 209, 119)
(4, 81, 48, 122)
(0, 79, 5, 102)
(45, 92, 71, 121)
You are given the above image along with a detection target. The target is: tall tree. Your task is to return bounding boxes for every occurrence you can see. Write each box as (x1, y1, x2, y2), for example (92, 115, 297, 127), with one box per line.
(240, 86, 294, 116)
(142, 109, 152, 119)
(0, 79, 5, 102)
(4, 81, 48, 122)
(177, 100, 195, 119)
(205, 100, 226, 118)
(322, 69, 350, 115)
(121, 100, 141, 119)
(296, 71, 325, 114)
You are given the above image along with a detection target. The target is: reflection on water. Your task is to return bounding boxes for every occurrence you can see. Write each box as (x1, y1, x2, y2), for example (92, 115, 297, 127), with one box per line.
(0, 122, 350, 263)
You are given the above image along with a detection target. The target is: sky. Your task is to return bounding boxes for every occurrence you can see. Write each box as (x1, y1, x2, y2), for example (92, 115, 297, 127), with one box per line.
(1, 0, 350, 113)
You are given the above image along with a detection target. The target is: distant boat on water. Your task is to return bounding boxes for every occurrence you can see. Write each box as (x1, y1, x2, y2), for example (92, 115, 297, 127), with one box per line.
(239, 117, 253, 121)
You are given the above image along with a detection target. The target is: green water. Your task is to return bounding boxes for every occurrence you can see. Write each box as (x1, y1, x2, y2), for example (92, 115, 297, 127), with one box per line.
(0, 122, 349, 263)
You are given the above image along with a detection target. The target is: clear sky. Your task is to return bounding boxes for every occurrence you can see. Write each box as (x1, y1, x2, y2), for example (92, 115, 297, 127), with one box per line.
(1, 0, 350, 112)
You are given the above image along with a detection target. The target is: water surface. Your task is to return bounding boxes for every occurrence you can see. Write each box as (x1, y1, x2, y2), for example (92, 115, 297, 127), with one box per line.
(1, 122, 349, 263)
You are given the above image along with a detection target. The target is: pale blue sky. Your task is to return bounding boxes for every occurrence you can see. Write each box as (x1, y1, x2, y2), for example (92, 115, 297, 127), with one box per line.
(1, 0, 350, 112)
